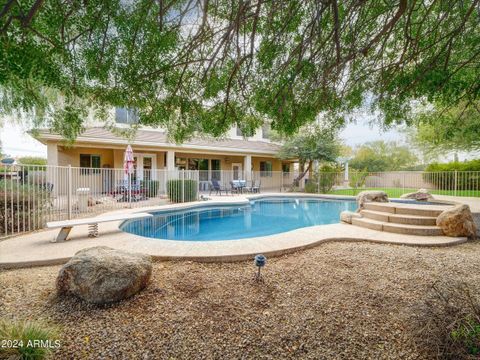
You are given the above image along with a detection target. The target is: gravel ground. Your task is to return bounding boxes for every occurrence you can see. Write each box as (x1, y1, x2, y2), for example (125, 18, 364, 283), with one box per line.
(1, 240, 480, 359)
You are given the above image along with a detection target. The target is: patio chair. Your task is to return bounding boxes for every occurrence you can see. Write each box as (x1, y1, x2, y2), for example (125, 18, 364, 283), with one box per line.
(244, 180, 255, 193)
(230, 180, 243, 194)
(111, 180, 147, 202)
(209, 179, 229, 195)
(251, 180, 261, 193)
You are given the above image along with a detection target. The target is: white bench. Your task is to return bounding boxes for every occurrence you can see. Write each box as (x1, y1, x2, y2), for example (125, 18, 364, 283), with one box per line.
(47, 212, 153, 242)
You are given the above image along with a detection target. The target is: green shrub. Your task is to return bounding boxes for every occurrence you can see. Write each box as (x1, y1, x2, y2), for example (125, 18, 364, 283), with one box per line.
(17, 157, 47, 169)
(318, 172, 339, 193)
(141, 180, 160, 197)
(424, 160, 480, 190)
(304, 180, 317, 193)
(412, 282, 480, 358)
(309, 164, 342, 194)
(426, 159, 480, 172)
(349, 169, 368, 190)
(0, 180, 51, 234)
(0, 319, 59, 359)
(451, 318, 480, 355)
(167, 179, 198, 202)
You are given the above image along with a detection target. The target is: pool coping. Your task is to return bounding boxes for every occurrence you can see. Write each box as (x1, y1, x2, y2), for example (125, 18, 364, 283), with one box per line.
(0, 193, 469, 269)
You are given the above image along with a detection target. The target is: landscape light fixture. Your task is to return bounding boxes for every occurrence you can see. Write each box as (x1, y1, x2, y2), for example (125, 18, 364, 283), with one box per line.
(254, 254, 266, 281)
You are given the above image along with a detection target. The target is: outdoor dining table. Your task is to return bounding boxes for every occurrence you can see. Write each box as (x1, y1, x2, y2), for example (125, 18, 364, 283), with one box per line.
(231, 180, 247, 193)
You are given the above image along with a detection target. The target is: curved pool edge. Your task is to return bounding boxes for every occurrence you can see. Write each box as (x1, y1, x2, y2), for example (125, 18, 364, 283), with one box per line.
(120, 195, 358, 241)
(0, 193, 469, 269)
(0, 222, 467, 269)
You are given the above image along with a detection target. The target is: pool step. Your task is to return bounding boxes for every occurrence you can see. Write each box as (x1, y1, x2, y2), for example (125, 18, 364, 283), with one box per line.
(363, 202, 445, 217)
(351, 217, 444, 236)
(360, 210, 438, 226)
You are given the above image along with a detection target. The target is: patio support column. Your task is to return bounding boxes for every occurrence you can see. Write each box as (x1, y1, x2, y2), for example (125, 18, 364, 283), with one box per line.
(46, 143, 58, 196)
(47, 142, 58, 166)
(166, 150, 175, 172)
(244, 155, 252, 181)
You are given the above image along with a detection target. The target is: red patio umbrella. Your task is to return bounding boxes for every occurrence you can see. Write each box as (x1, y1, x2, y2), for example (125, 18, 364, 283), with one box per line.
(124, 145, 134, 176)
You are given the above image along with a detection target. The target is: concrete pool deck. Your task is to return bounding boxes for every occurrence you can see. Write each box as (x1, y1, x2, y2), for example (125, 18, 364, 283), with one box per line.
(0, 193, 472, 269)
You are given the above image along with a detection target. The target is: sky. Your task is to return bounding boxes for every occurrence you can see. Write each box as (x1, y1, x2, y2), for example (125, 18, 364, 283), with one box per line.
(339, 121, 403, 148)
(1, 121, 47, 157)
(1, 118, 406, 158)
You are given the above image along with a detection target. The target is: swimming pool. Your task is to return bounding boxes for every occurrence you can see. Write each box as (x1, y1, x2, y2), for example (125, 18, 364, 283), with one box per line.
(121, 197, 357, 241)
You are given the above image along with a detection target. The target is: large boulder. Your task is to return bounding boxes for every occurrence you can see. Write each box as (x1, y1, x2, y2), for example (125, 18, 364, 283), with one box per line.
(57, 246, 152, 304)
(400, 188, 434, 201)
(436, 205, 477, 238)
(340, 210, 362, 224)
(356, 191, 389, 212)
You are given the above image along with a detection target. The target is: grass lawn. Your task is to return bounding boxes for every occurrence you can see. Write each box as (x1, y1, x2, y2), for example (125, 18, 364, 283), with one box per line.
(327, 187, 480, 198)
(1, 241, 480, 359)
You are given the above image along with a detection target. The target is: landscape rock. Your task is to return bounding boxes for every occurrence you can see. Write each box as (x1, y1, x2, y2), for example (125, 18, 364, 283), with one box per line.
(57, 246, 152, 304)
(340, 211, 362, 224)
(356, 191, 389, 212)
(400, 189, 434, 201)
(436, 205, 477, 238)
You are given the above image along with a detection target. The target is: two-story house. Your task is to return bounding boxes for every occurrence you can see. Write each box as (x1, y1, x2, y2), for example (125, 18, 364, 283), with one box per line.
(34, 108, 295, 191)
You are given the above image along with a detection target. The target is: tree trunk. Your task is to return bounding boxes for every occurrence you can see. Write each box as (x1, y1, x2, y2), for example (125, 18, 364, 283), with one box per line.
(294, 160, 312, 187)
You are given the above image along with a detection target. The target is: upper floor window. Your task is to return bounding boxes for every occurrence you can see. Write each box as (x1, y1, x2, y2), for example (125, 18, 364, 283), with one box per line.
(115, 107, 139, 124)
(262, 124, 271, 139)
(236, 126, 243, 137)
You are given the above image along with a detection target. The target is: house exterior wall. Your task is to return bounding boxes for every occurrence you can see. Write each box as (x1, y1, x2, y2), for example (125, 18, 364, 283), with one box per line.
(252, 157, 283, 172)
(46, 143, 294, 195)
(58, 147, 115, 167)
(84, 107, 274, 144)
(111, 149, 165, 169)
(56, 146, 284, 172)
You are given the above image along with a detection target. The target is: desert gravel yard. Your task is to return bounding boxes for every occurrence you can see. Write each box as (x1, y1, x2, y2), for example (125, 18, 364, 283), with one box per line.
(1, 241, 480, 359)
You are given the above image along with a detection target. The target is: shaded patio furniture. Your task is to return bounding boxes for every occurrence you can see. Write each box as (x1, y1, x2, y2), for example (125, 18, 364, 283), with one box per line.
(251, 180, 261, 193)
(230, 180, 247, 194)
(209, 179, 229, 195)
(244, 180, 259, 193)
(111, 180, 147, 202)
(229, 180, 241, 194)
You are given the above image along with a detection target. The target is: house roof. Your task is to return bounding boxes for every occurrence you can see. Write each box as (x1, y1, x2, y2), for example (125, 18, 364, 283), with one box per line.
(34, 127, 282, 156)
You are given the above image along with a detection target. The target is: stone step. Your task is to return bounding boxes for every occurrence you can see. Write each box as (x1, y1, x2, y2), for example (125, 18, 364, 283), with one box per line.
(360, 210, 438, 226)
(351, 217, 444, 236)
(363, 202, 445, 217)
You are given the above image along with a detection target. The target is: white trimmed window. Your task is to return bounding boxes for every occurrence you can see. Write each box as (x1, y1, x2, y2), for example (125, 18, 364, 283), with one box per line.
(115, 107, 139, 124)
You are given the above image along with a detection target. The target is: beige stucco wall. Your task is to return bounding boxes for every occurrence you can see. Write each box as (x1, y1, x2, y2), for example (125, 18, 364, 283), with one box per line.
(58, 147, 114, 167)
(252, 157, 283, 171)
(175, 152, 247, 171)
(112, 149, 165, 169)
(57, 146, 288, 172)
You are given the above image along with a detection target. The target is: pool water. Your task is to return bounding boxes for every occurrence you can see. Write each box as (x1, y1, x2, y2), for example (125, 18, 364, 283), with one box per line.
(121, 197, 357, 241)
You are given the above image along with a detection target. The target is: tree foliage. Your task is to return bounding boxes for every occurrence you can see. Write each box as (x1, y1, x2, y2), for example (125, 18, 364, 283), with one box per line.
(1, 0, 479, 141)
(17, 156, 47, 166)
(277, 125, 341, 182)
(411, 101, 480, 154)
(349, 140, 418, 172)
